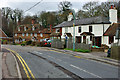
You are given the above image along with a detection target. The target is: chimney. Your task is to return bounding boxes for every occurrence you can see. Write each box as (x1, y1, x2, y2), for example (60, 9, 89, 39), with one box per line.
(109, 4, 117, 23)
(32, 19, 35, 24)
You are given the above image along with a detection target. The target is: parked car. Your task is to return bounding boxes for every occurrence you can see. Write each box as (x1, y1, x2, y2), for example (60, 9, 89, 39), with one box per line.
(43, 40, 52, 47)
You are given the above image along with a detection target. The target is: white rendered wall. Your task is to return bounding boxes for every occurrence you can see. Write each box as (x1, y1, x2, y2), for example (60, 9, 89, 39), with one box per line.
(109, 9, 117, 23)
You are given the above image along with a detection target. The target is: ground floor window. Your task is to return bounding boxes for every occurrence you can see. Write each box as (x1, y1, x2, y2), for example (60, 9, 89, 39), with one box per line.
(76, 36, 81, 43)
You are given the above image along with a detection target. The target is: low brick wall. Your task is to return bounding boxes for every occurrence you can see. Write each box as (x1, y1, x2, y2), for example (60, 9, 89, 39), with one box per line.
(111, 46, 120, 60)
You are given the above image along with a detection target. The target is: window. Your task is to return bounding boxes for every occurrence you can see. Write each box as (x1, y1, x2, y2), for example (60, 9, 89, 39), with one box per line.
(31, 33, 33, 36)
(18, 27, 20, 31)
(109, 36, 114, 44)
(76, 36, 81, 43)
(22, 39, 25, 41)
(89, 26, 92, 32)
(56, 29, 60, 33)
(78, 27, 81, 33)
(34, 33, 37, 37)
(32, 26, 35, 31)
(40, 33, 43, 37)
(24, 27, 26, 31)
(15, 33, 17, 36)
(26, 33, 28, 36)
(22, 33, 24, 36)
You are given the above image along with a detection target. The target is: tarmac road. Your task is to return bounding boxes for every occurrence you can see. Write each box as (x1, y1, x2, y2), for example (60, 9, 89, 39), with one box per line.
(3, 45, 119, 80)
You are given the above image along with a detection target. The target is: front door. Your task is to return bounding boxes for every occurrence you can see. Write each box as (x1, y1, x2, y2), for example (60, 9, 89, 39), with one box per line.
(94, 37, 101, 47)
(83, 36, 86, 44)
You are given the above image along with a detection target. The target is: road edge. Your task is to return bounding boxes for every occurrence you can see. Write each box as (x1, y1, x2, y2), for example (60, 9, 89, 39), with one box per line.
(10, 52, 22, 79)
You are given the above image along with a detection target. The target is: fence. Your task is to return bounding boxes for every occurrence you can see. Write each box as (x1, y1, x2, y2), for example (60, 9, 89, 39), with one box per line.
(67, 39, 91, 50)
(51, 39, 64, 49)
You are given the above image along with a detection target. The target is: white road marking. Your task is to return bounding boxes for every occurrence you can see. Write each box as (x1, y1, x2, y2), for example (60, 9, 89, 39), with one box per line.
(70, 64, 102, 78)
(33, 51, 43, 54)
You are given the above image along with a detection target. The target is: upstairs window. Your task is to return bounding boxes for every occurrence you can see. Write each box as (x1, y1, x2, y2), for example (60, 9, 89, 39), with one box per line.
(89, 26, 92, 32)
(26, 33, 28, 36)
(78, 27, 81, 33)
(22, 33, 24, 36)
(15, 33, 17, 36)
(31, 33, 33, 36)
(40, 33, 43, 37)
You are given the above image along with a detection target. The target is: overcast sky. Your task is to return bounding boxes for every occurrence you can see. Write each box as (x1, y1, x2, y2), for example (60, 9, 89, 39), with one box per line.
(0, 0, 118, 15)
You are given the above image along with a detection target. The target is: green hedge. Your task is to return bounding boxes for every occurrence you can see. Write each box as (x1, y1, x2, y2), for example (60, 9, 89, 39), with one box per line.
(64, 48, 90, 53)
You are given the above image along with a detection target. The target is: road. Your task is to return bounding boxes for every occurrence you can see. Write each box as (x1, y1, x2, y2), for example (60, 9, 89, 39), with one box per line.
(2, 45, 119, 80)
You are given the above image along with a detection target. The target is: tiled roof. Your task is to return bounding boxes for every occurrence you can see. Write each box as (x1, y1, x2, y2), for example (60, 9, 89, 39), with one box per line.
(104, 23, 120, 36)
(54, 16, 110, 28)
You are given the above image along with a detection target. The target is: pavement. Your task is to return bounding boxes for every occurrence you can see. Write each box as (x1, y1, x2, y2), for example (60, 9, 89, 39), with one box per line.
(47, 47, 120, 66)
(0, 52, 2, 80)
(2, 49, 21, 79)
(0, 45, 119, 79)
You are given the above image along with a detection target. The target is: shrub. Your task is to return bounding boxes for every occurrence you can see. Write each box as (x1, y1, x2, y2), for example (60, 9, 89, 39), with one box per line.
(26, 40, 32, 45)
(31, 42, 36, 46)
(21, 41, 27, 46)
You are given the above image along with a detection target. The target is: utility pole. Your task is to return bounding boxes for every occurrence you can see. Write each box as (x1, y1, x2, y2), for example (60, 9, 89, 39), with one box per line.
(72, 10, 75, 51)
(0, 9, 2, 51)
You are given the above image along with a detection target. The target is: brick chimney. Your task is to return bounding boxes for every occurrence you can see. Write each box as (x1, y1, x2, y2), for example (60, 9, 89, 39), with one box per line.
(32, 19, 35, 24)
(109, 4, 117, 23)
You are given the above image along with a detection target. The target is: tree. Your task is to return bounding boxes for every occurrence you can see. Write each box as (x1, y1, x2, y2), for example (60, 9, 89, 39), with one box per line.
(38, 11, 58, 27)
(58, 1, 72, 21)
(82, 2, 99, 17)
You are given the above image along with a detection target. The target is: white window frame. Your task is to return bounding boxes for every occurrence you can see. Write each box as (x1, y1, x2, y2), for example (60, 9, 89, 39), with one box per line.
(34, 33, 37, 37)
(15, 33, 17, 36)
(22, 33, 25, 36)
(31, 33, 33, 36)
(40, 33, 43, 37)
(26, 33, 28, 36)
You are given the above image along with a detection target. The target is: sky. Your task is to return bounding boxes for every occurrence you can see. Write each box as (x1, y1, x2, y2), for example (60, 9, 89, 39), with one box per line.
(0, 0, 119, 15)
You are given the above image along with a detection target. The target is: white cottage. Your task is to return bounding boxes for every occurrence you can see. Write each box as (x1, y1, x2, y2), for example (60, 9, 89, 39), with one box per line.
(54, 5, 118, 47)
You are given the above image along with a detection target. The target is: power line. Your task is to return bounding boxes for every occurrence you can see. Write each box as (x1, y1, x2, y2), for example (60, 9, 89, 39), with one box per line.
(25, 0, 43, 12)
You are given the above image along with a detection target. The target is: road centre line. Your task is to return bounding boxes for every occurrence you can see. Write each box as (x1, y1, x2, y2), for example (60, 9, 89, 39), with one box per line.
(4, 48, 35, 80)
(70, 64, 102, 78)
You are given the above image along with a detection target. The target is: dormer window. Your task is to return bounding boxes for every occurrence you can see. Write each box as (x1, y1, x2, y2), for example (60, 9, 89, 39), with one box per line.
(18, 27, 20, 31)
(24, 27, 26, 31)
(32, 26, 35, 31)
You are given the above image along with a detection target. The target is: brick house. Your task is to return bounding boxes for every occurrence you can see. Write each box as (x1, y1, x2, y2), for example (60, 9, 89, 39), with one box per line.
(14, 19, 52, 43)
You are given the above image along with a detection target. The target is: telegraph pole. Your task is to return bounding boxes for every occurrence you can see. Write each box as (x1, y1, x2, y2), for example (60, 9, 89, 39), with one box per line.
(0, 9, 2, 51)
